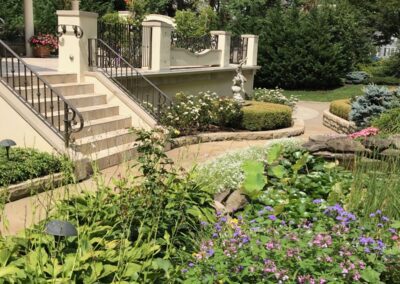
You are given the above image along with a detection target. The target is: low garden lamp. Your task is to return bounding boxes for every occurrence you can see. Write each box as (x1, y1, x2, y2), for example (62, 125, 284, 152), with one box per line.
(45, 220, 77, 243)
(0, 139, 16, 160)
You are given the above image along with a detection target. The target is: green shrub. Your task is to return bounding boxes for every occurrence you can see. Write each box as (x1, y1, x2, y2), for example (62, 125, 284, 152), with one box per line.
(367, 76, 400, 85)
(330, 99, 351, 120)
(250, 87, 298, 108)
(0, 148, 62, 186)
(241, 101, 292, 131)
(350, 85, 400, 128)
(372, 107, 400, 134)
(345, 71, 370, 84)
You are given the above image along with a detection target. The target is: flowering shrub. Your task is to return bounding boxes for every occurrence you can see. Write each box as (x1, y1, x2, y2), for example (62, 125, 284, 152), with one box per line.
(183, 205, 400, 283)
(28, 33, 58, 50)
(160, 91, 242, 136)
(349, 127, 379, 139)
(251, 87, 298, 108)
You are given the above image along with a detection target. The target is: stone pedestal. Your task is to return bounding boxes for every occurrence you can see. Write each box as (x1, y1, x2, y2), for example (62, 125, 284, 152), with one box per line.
(210, 31, 231, 67)
(56, 10, 98, 81)
(242, 35, 259, 66)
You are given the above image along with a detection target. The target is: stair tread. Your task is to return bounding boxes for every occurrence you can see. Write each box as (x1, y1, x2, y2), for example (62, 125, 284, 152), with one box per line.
(19, 82, 94, 89)
(88, 142, 138, 160)
(72, 115, 131, 129)
(44, 104, 118, 116)
(75, 128, 134, 145)
(28, 93, 106, 102)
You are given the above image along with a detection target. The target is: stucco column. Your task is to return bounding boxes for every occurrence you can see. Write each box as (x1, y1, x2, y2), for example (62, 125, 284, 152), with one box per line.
(142, 21, 172, 71)
(24, 0, 34, 57)
(210, 31, 231, 67)
(56, 10, 98, 82)
(242, 35, 259, 66)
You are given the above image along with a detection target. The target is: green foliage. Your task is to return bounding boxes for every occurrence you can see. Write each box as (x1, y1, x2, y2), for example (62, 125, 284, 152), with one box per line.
(175, 7, 218, 37)
(0, 129, 215, 282)
(368, 76, 400, 86)
(160, 92, 243, 136)
(345, 71, 370, 84)
(0, 148, 62, 186)
(255, 3, 372, 89)
(250, 87, 298, 108)
(372, 107, 400, 134)
(241, 160, 266, 200)
(330, 99, 351, 120)
(241, 101, 292, 131)
(350, 85, 400, 128)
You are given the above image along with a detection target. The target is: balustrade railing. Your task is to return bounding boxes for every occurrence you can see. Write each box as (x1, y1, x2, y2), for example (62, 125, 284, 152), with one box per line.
(98, 21, 143, 68)
(171, 31, 218, 53)
(88, 38, 171, 120)
(230, 36, 248, 64)
(0, 40, 84, 147)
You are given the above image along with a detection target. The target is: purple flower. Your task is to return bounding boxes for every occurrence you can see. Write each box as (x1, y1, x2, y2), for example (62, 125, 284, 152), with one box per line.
(377, 223, 384, 228)
(220, 217, 227, 223)
(376, 210, 382, 215)
(212, 233, 219, 238)
(369, 213, 376, 218)
(313, 199, 323, 204)
(268, 215, 277, 221)
(264, 206, 273, 211)
(359, 236, 375, 246)
(200, 221, 208, 226)
(206, 249, 214, 257)
(389, 228, 397, 234)
(214, 223, 222, 232)
(382, 216, 389, 222)
(188, 262, 195, 267)
(181, 268, 188, 273)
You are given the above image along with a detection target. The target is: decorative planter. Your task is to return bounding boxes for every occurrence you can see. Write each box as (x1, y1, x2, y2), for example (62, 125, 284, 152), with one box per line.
(33, 46, 51, 58)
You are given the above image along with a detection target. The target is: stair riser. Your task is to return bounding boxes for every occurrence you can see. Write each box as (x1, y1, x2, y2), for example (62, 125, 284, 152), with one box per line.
(45, 106, 120, 126)
(91, 147, 138, 170)
(77, 133, 137, 154)
(71, 118, 131, 139)
(20, 84, 94, 97)
(29, 95, 107, 111)
(1, 74, 77, 87)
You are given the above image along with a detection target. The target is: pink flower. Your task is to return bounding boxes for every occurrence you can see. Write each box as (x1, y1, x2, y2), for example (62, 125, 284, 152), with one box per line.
(312, 234, 332, 248)
(349, 127, 379, 139)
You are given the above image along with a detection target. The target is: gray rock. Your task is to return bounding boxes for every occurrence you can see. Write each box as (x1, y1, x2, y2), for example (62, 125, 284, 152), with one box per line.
(326, 138, 365, 153)
(225, 190, 248, 213)
(313, 151, 355, 161)
(214, 190, 231, 203)
(390, 137, 400, 150)
(380, 149, 400, 157)
(302, 141, 328, 153)
(361, 137, 392, 151)
(309, 134, 347, 143)
(214, 201, 226, 213)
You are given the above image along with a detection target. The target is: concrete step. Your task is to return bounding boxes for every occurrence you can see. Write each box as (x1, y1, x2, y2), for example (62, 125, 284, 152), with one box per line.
(44, 104, 120, 125)
(75, 129, 137, 154)
(1, 73, 77, 87)
(28, 93, 107, 111)
(18, 82, 94, 97)
(70, 115, 132, 139)
(88, 142, 139, 170)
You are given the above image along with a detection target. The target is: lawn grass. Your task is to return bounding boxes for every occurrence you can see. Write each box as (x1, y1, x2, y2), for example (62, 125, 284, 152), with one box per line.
(283, 84, 365, 102)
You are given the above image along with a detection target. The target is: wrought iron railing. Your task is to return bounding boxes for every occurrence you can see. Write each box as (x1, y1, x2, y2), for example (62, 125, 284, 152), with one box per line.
(0, 40, 84, 147)
(98, 21, 144, 68)
(171, 31, 218, 53)
(88, 38, 171, 120)
(230, 36, 248, 64)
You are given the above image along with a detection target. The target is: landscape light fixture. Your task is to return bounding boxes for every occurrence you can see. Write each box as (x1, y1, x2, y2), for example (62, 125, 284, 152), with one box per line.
(0, 139, 16, 160)
(45, 220, 77, 242)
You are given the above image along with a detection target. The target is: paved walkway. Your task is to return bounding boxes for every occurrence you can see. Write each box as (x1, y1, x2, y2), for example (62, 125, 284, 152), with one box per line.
(1, 101, 333, 235)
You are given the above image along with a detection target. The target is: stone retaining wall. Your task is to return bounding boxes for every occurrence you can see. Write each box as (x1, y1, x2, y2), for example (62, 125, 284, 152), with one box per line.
(323, 110, 357, 134)
(169, 118, 305, 149)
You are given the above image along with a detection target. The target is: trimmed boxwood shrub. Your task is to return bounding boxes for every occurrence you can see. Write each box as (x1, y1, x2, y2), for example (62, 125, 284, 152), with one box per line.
(372, 108, 400, 134)
(0, 148, 62, 186)
(330, 99, 351, 120)
(241, 101, 292, 131)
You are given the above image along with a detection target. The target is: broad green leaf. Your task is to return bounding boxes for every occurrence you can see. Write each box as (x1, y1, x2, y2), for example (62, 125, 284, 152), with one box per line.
(100, 265, 117, 279)
(123, 263, 141, 278)
(361, 267, 382, 283)
(270, 165, 287, 178)
(152, 258, 171, 276)
(0, 266, 24, 278)
(292, 153, 309, 173)
(267, 144, 283, 164)
(0, 249, 11, 266)
(242, 160, 266, 199)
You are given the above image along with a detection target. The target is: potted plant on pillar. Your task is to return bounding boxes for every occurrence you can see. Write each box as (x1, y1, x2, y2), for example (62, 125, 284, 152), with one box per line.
(29, 34, 58, 58)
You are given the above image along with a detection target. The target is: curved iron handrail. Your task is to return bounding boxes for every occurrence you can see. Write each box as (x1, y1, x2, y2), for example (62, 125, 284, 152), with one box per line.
(0, 40, 84, 147)
(89, 38, 172, 119)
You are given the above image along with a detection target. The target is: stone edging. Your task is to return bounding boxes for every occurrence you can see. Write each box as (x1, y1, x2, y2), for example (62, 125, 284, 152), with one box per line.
(0, 173, 64, 202)
(323, 110, 356, 134)
(169, 118, 305, 149)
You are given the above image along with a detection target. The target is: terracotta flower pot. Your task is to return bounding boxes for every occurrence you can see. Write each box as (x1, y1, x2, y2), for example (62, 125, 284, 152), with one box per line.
(33, 46, 51, 58)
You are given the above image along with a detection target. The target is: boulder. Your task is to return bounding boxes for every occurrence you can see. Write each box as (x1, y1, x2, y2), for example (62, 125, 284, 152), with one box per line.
(309, 134, 347, 143)
(380, 149, 400, 157)
(326, 138, 365, 153)
(302, 141, 328, 153)
(390, 137, 400, 150)
(361, 137, 392, 151)
(214, 190, 231, 203)
(225, 190, 248, 213)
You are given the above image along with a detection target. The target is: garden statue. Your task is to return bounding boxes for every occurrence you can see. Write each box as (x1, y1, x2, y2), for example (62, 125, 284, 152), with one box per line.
(232, 59, 247, 104)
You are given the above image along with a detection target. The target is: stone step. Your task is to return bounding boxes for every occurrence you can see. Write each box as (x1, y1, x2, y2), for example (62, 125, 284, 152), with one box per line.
(1, 73, 77, 87)
(70, 115, 132, 139)
(44, 104, 120, 125)
(28, 93, 107, 111)
(75, 129, 137, 155)
(88, 142, 139, 170)
(18, 82, 94, 97)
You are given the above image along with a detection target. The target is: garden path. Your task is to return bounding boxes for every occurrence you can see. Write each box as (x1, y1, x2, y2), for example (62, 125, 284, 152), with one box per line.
(1, 101, 333, 235)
